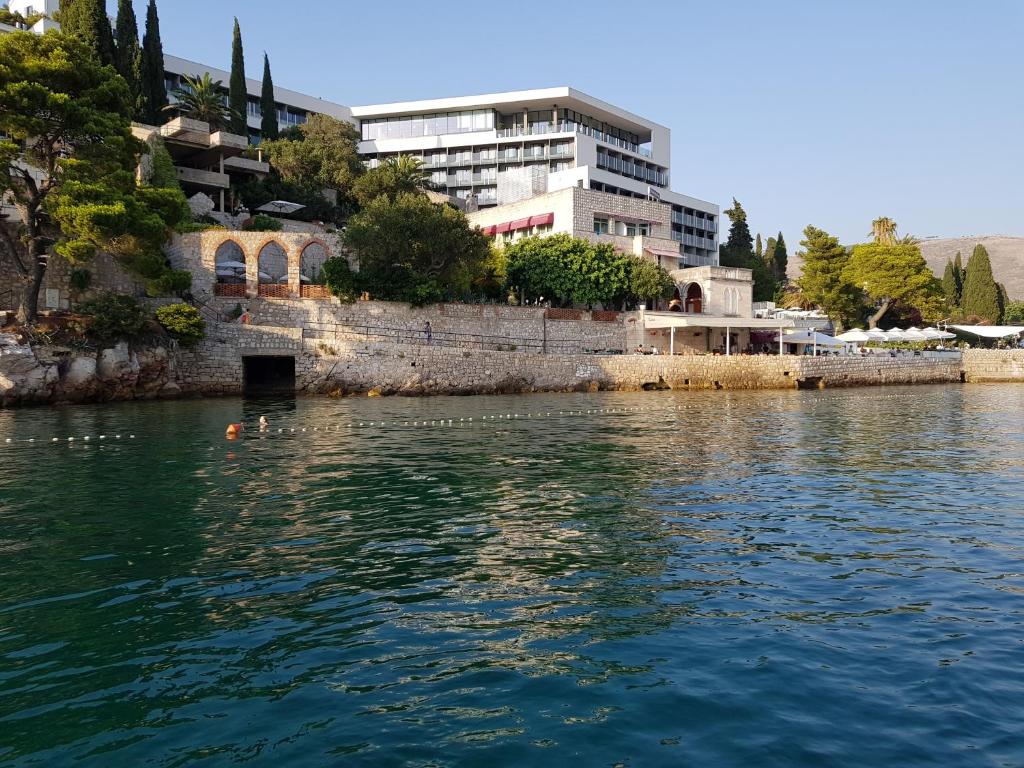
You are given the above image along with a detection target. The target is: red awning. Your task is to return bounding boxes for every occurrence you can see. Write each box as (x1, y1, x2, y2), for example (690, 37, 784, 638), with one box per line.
(510, 218, 532, 231)
(482, 225, 497, 236)
(495, 222, 511, 234)
(529, 212, 554, 227)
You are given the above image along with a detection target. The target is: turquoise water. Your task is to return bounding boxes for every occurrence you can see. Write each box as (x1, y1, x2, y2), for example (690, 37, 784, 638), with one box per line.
(1, 386, 1023, 767)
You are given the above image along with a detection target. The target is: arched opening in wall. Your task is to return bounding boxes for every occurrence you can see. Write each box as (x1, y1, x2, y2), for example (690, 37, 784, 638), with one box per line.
(668, 286, 683, 311)
(685, 283, 703, 314)
(257, 241, 289, 298)
(299, 241, 330, 299)
(214, 239, 247, 297)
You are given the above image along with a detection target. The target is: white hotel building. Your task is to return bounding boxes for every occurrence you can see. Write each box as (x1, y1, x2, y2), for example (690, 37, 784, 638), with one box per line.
(353, 88, 719, 268)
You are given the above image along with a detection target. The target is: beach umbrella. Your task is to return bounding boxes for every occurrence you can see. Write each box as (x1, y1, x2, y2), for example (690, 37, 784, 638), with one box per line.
(902, 329, 929, 342)
(836, 328, 871, 343)
(923, 327, 955, 340)
(883, 328, 906, 341)
(216, 260, 247, 270)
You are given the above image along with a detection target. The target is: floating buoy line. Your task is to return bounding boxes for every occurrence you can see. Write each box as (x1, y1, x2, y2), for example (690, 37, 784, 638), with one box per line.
(0, 390, 922, 447)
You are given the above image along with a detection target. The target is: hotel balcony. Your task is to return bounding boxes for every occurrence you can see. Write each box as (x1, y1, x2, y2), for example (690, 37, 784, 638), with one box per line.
(176, 166, 229, 189)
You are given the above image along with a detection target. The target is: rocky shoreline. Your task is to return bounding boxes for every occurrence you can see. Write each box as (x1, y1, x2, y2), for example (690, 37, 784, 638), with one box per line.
(0, 334, 181, 407)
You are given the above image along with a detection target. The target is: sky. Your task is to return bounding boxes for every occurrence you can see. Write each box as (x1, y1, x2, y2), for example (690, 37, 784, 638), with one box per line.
(108, 0, 1024, 251)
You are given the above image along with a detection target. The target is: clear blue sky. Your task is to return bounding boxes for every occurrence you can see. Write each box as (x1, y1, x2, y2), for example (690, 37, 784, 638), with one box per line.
(111, 0, 1023, 250)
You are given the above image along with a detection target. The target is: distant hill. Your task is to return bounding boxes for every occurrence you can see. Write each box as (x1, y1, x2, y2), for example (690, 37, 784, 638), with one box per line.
(918, 236, 1024, 300)
(786, 235, 1024, 300)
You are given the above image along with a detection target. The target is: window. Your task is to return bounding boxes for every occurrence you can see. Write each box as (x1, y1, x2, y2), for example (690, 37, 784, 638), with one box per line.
(594, 217, 609, 235)
(624, 222, 649, 237)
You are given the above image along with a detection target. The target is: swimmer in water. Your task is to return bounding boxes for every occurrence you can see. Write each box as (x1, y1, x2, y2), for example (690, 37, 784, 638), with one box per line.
(259, 416, 268, 432)
(225, 423, 243, 439)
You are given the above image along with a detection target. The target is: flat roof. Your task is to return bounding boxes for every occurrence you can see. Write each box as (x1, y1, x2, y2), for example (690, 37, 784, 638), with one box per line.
(351, 87, 663, 138)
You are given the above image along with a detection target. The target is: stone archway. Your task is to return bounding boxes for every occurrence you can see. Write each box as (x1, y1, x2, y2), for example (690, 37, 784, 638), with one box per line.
(684, 282, 703, 314)
(257, 240, 289, 298)
(213, 239, 247, 297)
(299, 240, 331, 299)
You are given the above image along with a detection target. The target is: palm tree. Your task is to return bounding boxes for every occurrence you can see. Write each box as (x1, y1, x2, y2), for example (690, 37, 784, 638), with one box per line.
(870, 216, 898, 246)
(165, 73, 239, 131)
(385, 155, 430, 192)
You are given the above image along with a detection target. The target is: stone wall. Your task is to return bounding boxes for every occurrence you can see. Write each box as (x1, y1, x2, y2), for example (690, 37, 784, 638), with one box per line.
(172, 323, 963, 398)
(211, 297, 633, 354)
(961, 350, 1024, 382)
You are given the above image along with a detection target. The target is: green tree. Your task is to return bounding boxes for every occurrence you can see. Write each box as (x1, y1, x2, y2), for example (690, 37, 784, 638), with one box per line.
(139, 0, 167, 124)
(719, 198, 753, 268)
(344, 193, 490, 304)
(114, 0, 142, 117)
(774, 231, 788, 282)
(166, 73, 235, 130)
(846, 238, 942, 328)
(59, 0, 115, 67)
(352, 155, 429, 207)
(0, 32, 187, 319)
(1003, 300, 1024, 325)
(259, 52, 278, 141)
(870, 216, 898, 245)
(961, 244, 1001, 323)
(764, 235, 777, 271)
(796, 225, 863, 332)
(228, 18, 248, 137)
(260, 114, 363, 196)
(749, 252, 777, 303)
(626, 256, 675, 309)
(755, 233, 763, 263)
(941, 259, 961, 311)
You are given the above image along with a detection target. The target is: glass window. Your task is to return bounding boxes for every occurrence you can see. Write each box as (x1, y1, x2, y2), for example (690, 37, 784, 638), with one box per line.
(594, 217, 609, 236)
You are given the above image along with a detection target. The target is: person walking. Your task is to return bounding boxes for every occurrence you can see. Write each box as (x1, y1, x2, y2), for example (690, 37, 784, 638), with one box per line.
(424, 321, 433, 345)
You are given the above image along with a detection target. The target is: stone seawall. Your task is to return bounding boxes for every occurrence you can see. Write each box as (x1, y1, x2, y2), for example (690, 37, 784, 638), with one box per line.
(961, 350, 1024, 382)
(175, 325, 962, 397)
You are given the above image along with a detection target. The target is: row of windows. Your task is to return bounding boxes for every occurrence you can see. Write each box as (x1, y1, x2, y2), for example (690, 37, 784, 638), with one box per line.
(593, 217, 650, 237)
(596, 149, 668, 187)
(361, 110, 496, 141)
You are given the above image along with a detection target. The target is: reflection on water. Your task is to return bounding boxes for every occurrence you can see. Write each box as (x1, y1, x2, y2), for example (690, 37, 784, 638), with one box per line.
(1, 386, 1023, 767)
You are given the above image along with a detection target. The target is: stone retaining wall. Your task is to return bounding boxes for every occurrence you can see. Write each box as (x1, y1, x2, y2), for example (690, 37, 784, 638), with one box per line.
(173, 325, 962, 397)
(961, 350, 1024, 382)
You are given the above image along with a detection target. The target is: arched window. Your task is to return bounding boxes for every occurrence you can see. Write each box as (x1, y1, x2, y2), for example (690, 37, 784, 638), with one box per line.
(214, 240, 246, 284)
(257, 241, 289, 297)
(300, 241, 329, 285)
(685, 283, 703, 314)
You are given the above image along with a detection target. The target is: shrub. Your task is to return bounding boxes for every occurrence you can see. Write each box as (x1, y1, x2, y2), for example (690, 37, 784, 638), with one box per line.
(176, 221, 225, 233)
(244, 213, 284, 232)
(146, 270, 192, 297)
(69, 268, 92, 292)
(79, 294, 147, 344)
(155, 303, 206, 347)
(321, 257, 357, 303)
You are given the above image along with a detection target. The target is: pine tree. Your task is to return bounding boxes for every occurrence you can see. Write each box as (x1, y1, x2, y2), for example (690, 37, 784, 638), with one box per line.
(961, 244, 1001, 323)
(61, 0, 116, 67)
(774, 232, 788, 282)
(114, 0, 142, 117)
(259, 53, 278, 141)
(719, 198, 753, 268)
(139, 0, 167, 125)
(229, 18, 248, 138)
(796, 225, 862, 332)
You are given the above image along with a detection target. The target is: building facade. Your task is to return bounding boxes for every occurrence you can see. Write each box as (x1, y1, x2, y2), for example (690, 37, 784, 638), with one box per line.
(352, 87, 719, 268)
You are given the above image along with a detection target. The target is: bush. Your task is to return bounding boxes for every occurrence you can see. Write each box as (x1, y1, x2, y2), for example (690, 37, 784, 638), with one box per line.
(245, 213, 283, 232)
(69, 268, 92, 292)
(79, 294, 147, 344)
(176, 221, 225, 233)
(146, 269, 192, 297)
(155, 303, 206, 347)
(321, 257, 357, 303)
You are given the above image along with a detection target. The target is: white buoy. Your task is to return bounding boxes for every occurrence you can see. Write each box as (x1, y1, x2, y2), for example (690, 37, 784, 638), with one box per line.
(52, 438, 59, 443)
(83, 436, 90, 441)
(68, 437, 74, 442)
(4, 438, 9, 443)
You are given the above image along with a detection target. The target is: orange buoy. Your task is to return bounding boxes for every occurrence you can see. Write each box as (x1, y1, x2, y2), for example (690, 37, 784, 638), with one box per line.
(225, 423, 243, 439)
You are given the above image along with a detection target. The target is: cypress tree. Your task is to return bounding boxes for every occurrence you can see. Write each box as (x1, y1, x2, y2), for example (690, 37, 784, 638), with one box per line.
(139, 0, 167, 125)
(259, 53, 279, 140)
(61, 0, 116, 67)
(719, 198, 753, 268)
(961, 244, 1001, 322)
(774, 232, 788, 282)
(764, 236, 777, 270)
(941, 260, 960, 310)
(114, 0, 142, 118)
(229, 18, 249, 137)
(953, 251, 964, 300)
(755, 233, 763, 263)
